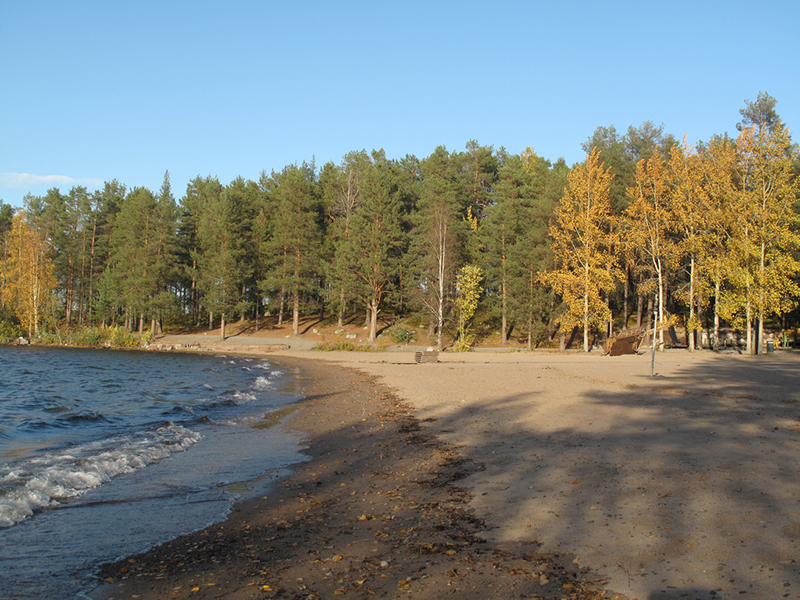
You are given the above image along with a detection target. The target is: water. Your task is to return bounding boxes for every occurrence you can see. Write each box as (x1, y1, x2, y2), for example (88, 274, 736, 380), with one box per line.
(0, 345, 309, 599)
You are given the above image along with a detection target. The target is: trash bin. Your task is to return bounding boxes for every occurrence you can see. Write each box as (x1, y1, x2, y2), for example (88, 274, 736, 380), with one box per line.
(766, 340, 775, 353)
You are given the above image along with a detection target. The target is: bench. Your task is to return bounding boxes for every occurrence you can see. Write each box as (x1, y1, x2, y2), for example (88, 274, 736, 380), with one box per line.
(414, 349, 439, 364)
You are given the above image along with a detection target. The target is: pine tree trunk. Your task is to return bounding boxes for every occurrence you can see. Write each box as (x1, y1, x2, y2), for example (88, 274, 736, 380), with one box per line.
(368, 297, 378, 343)
(501, 277, 507, 345)
(292, 288, 300, 336)
(527, 316, 532, 351)
(500, 235, 507, 345)
(87, 217, 97, 326)
(220, 313, 226, 341)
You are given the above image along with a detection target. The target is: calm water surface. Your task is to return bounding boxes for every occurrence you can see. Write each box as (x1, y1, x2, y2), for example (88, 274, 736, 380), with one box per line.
(0, 345, 309, 599)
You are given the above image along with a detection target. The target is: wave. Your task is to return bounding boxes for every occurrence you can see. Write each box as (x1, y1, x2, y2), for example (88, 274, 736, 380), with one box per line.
(0, 423, 201, 528)
(20, 411, 114, 431)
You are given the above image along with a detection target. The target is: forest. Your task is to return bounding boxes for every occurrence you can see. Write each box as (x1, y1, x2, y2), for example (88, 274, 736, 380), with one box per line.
(1, 93, 798, 354)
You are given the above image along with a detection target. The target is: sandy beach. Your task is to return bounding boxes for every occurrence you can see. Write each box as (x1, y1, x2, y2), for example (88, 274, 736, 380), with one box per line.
(92, 340, 800, 600)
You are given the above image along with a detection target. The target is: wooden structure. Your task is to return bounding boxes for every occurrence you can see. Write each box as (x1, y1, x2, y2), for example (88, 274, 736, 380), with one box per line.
(604, 334, 640, 356)
(414, 349, 439, 363)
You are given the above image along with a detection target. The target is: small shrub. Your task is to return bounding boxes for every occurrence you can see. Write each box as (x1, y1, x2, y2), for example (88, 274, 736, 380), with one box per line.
(390, 324, 417, 345)
(71, 327, 103, 346)
(110, 326, 136, 347)
(312, 341, 374, 352)
(0, 318, 22, 343)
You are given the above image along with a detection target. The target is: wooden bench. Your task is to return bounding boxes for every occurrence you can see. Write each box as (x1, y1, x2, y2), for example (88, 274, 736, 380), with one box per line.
(414, 349, 439, 363)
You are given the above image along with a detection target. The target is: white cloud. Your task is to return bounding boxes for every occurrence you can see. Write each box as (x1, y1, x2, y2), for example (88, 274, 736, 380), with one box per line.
(0, 172, 104, 190)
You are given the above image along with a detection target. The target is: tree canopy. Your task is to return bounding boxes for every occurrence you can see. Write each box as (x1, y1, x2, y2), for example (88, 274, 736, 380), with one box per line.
(2, 92, 798, 353)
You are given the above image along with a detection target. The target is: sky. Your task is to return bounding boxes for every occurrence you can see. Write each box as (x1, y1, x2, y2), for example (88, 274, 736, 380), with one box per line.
(1, 0, 799, 208)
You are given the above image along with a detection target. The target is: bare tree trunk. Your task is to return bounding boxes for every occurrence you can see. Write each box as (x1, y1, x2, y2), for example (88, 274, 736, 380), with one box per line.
(220, 313, 226, 341)
(713, 280, 721, 351)
(622, 267, 629, 330)
(277, 287, 285, 327)
(636, 293, 643, 329)
(746, 297, 753, 355)
(87, 217, 97, 326)
(688, 255, 696, 352)
(527, 316, 532, 351)
(501, 276, 508, 345)
(240, 283, 246, 324)
(292, 289, 300, 336)
(368, 297, 379, 343)
(500, 232, 508, 345)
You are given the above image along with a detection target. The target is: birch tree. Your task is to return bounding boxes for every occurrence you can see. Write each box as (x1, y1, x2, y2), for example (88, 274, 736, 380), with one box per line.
(6, 211, 56, 337)
(730, 123, 800, 353)
(539, 149, 621, 352)
(625, 149, 677, 350)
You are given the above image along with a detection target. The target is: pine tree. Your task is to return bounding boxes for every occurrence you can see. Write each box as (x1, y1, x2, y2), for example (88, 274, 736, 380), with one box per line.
(410, 146, 467, 349)
(334, 160, 405, 343)
(262, 163, 322, 336)
(105, 186, 178, 336)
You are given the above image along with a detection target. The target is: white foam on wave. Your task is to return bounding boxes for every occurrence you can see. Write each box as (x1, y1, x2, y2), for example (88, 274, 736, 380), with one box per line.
(253, 375, 272, 390)
(228, 391, 257, 405)
(0, 423, 201, 528)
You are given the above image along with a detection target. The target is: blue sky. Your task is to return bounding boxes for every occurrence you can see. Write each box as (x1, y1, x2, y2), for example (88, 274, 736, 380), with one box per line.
(1, 0, 798, 208)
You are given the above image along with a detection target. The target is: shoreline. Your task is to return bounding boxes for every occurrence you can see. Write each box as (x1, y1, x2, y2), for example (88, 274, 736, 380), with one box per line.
(24, 337, 798, 599)
(90, 355, 609, 600)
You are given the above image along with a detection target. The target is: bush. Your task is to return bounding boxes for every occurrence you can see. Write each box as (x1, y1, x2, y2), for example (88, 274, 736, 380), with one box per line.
(389, 323, 417, 345)
(312, 341, 374, 352)
(109, 326, 136, 347)
(0, 318, 22, 343)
